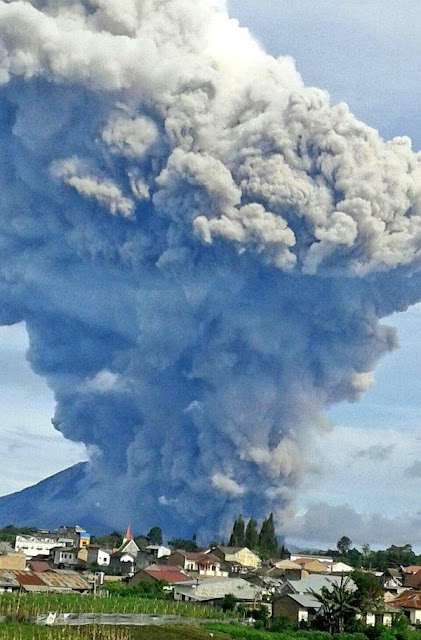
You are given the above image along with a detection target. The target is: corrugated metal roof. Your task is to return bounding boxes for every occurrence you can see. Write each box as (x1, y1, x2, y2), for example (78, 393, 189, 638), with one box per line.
(9, 569, 91, 591)
(11, 570, 45, 586)
(39, 570, 91, 590)
(0, 569, 21, 589)
(391, 590, 421, 609)
(174, 577, 260, 601)
(405, 570, 421, 588)
(288, 575, 356, 595)
(288, 593, 322, 609)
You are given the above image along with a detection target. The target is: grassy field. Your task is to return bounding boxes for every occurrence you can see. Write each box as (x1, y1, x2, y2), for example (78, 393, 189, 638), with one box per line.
(0, 593, 227, 620)
(0, 622, 230, 640)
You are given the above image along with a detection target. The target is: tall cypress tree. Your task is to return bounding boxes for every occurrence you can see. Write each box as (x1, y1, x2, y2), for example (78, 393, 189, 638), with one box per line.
(228, 517, 238, 546)
(245, 517, 259, 550)
(229, 514, 246, 547)
(259, 513, 278, 556)
(236, 514, 245, 547)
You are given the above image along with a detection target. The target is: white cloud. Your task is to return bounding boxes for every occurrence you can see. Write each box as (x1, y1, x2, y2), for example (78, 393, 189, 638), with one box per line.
(211, 473, 245, 496)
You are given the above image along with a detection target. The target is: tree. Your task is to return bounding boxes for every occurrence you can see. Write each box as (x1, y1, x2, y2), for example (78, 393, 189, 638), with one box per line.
(278, 544, 290, 560)
(168, 537, 198, 551)
(310, 576, 358, 633)
(147, 526, 163, 546)
(361, 543, 371, 569)
(351, 569, 384, 616)
(386, 544, 416, 567)
(221, 593, 237, 612)
(337, 536, 353, 556)
(229, 515, 245, 547)
(259, 513, 278, 556)
(245, 518, 259, 550)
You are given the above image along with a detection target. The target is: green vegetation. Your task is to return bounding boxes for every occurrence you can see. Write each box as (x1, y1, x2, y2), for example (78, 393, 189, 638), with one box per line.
(228, 514, 280, 558)
(146, 527, 163, 546)
(103, 580, 167, 599)
(309, 577, 358, 633)
(206, 624, 421, 640)
(0, 622, 229, 640)
(0, 525, 38, 544)
(167, 537, 198, 552)
(323, 540, 420, 571)
(0, 593, 228, 621)
(2, 620, 421, 640)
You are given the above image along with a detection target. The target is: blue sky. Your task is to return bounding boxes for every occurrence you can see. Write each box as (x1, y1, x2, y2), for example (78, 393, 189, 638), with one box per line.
(0, 0, 420, 547)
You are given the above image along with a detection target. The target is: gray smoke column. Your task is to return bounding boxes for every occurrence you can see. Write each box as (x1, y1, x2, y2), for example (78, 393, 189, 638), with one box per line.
(0, 0, 420, 536)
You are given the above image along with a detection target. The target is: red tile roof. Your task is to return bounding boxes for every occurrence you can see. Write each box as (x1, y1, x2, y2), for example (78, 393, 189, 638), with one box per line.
(144, 566, 191, 584)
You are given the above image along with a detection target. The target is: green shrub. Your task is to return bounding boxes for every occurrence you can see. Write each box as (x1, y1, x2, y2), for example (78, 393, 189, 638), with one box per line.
(271, 615, 296, 632)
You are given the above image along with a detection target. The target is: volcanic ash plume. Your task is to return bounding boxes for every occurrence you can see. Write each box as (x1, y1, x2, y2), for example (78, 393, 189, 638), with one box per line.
(0, 0, 420, 536)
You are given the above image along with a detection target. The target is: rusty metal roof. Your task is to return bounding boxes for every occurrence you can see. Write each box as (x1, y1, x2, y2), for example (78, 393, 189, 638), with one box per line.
(11, 570, 45, 586)
(9, 569, 91, 591)
(39, 570, 91, 590)
(391, 590, 421, 609)
(0, 569, 21, 589)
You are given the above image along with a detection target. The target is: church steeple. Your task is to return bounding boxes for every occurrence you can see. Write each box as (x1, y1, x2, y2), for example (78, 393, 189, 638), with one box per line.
(123, 523, 133, 542)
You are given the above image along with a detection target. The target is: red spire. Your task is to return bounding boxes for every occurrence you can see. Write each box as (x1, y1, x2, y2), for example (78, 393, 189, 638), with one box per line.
(123, 523, 133, 541)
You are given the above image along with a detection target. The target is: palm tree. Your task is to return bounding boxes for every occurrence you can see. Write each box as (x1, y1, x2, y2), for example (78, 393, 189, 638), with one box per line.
(310, 576, 358, 633)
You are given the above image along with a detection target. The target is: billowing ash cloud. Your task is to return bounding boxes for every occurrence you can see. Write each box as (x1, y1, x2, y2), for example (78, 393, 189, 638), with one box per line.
(0, 0, 420, 537)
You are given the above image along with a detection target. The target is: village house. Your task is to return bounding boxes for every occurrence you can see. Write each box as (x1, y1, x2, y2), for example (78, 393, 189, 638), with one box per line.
(109, 551, 137, 576)
(145, 544, 171, 560)
(290, 554, 333, 564)
(277, 574, 356, 598)
(86, 545, 111, 567)
(168, 551, 228, 578)
(52, 547, 85, 569)
(56, 526, 91, 548)
(403, 568, 421, 589)
(130, 564, 192, 588)
(272, 559, 308, 580)
(0, 542, 26, 570)
(383, 568, 404, 593)
(326, 561, 354, 574)
(15, 533, 73, 559)
(4, 569, 91, 593)
(0, 569, 21, 593)
(390, 591, 421, 625)
(273, 593, 321, 624)
(212, 546, 261, 570)
(173, 577, 262, 608)
(292, 557, 330, 574)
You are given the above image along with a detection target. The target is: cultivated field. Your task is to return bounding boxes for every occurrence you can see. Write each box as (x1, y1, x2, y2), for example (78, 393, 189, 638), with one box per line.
(0, 623, 229, 640)
(0, 593, 228, 621)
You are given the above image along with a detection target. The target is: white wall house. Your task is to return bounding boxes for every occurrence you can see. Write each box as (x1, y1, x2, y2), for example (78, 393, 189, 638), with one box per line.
(15, 535, 73, 559)
(146, 545, 171, 559)
(87, 547, 110, 567)
(52, 548, 79, 568)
